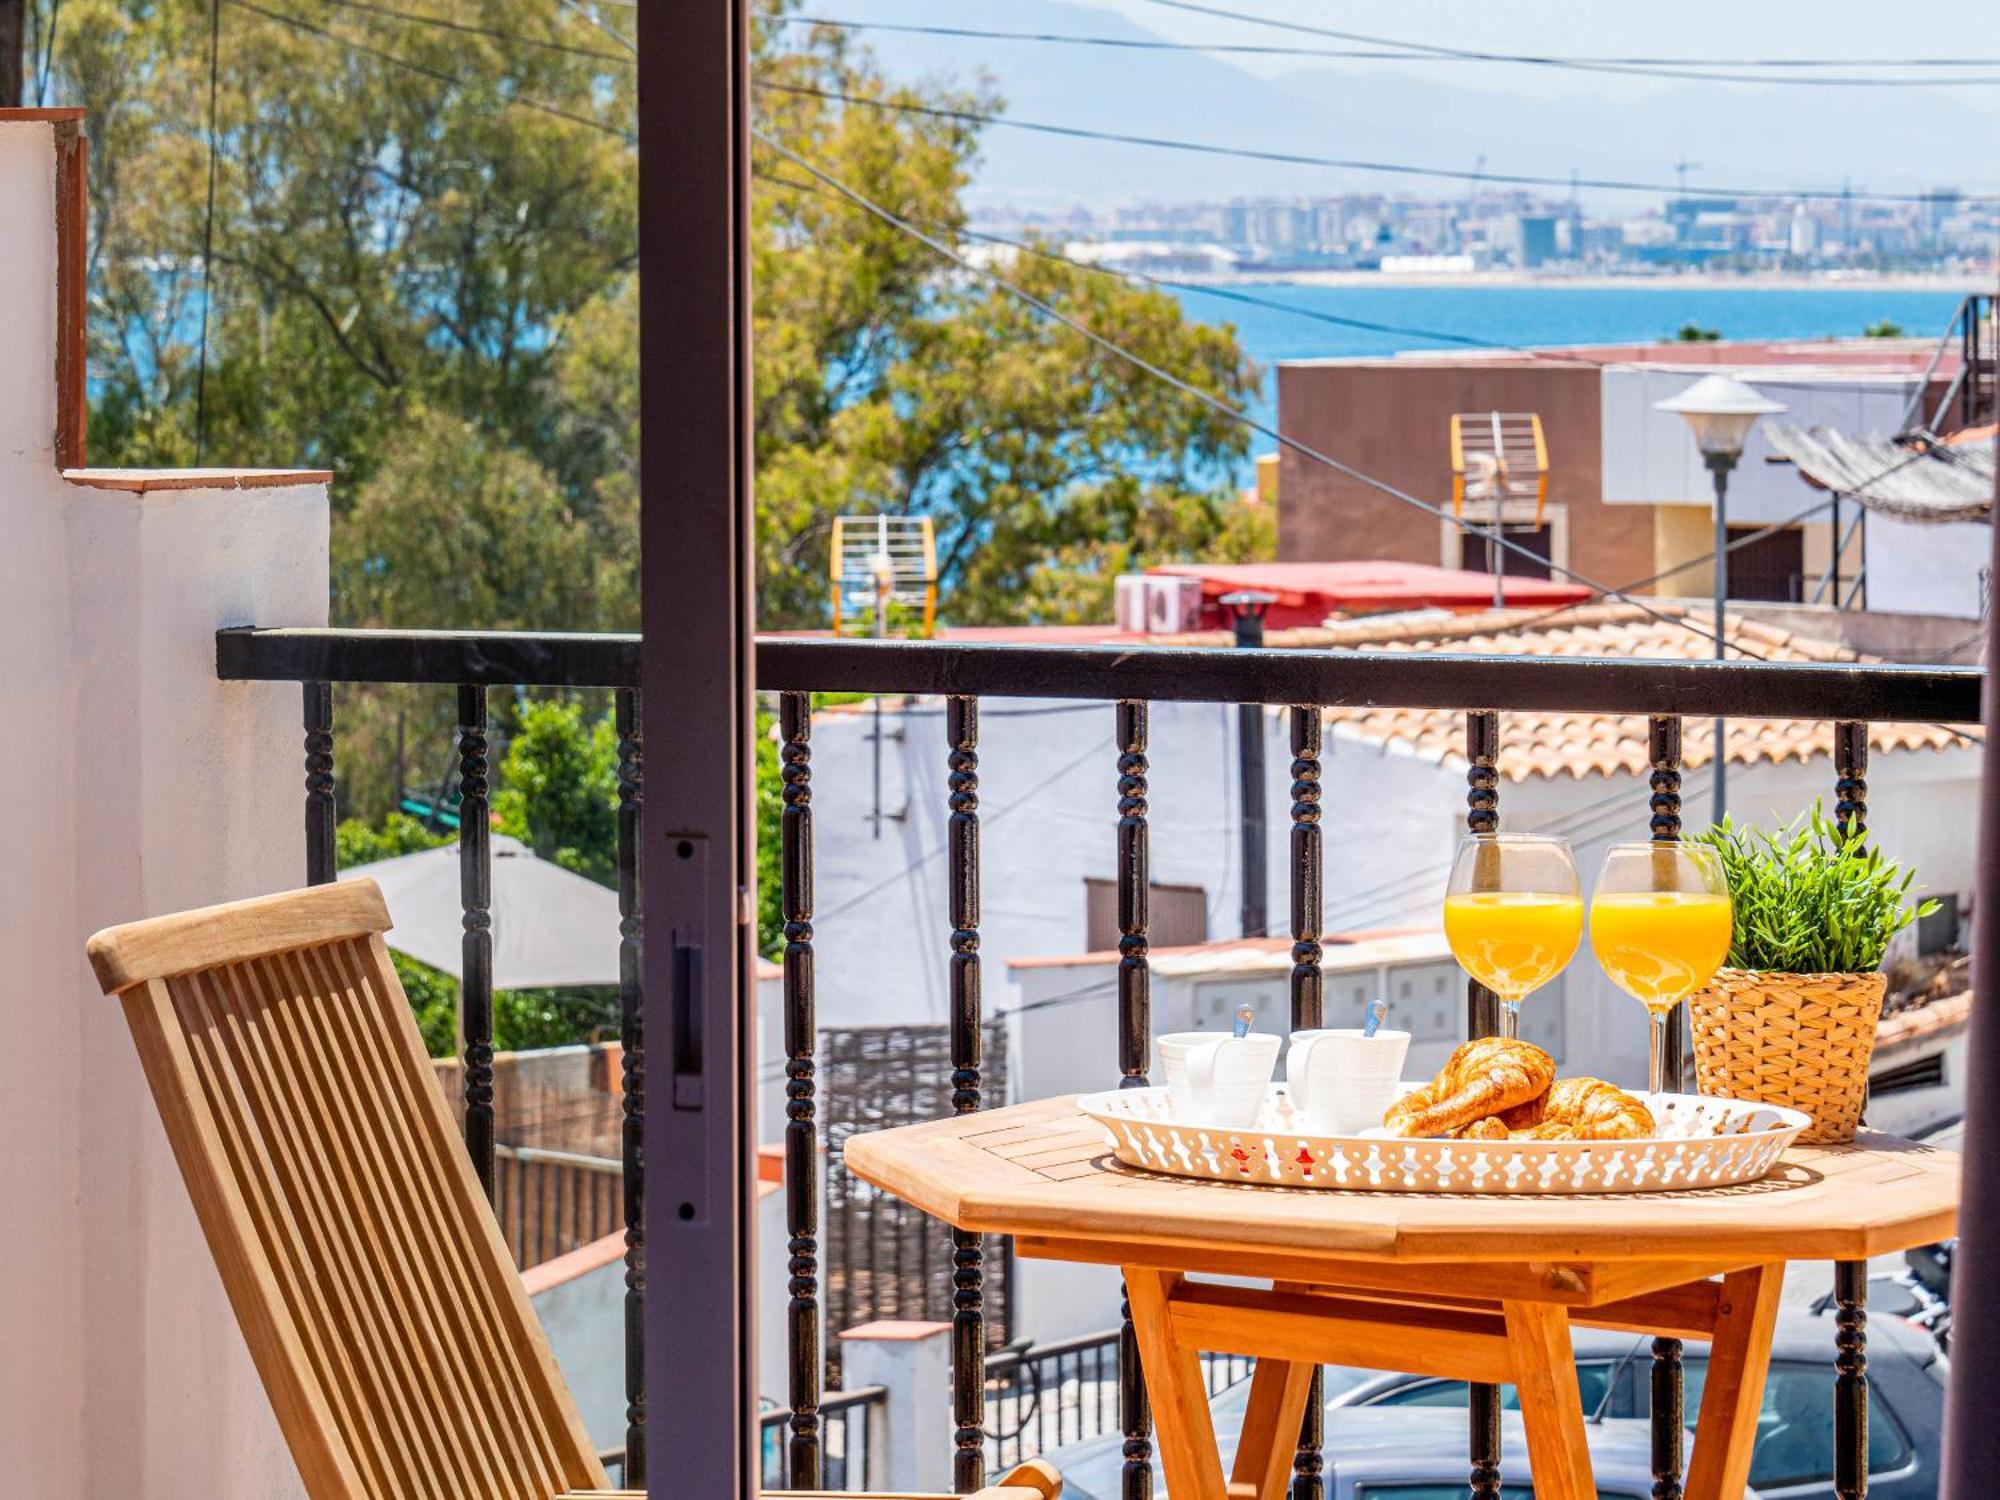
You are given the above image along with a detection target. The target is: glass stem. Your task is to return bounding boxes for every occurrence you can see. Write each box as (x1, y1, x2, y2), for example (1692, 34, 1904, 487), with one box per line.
(1501, 999, 1521, 1040)
(1648, 1010, 1669, 1096)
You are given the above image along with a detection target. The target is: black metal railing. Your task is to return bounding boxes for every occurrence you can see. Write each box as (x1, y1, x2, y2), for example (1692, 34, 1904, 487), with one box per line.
(984, 1330, 1253, 1472)
(218, 624, 1983, 1500)
(760, 1386, 887, 1491)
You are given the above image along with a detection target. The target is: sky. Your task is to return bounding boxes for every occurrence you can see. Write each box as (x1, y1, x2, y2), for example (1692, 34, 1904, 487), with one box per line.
(1073, 0, 2000, 102)
(820, 0, 2000, 206)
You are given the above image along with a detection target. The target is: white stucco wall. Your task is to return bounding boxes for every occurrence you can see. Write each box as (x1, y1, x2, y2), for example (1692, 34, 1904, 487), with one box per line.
(0, 117, 332, 1500)
(1862, 511, 1991, 620)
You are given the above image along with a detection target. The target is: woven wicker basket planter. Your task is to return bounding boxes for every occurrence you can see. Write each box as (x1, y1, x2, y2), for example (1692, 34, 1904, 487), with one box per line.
(1687, 967, 1888, 1144)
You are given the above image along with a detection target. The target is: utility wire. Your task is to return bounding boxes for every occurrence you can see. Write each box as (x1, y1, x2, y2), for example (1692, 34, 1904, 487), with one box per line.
(225, 0, 634, 140)
(784, 16, 2000, 87)
(754, 81, 2000, 205)
(194, 0, 223, 467)
(314, 0, 629, 62)
(752, 130, 1781, 663)
(755, 166, 1959, 400)
(558, 0, 635, 56)
(1133, 0, 2000, 84)
(753, 133, 1990, 758)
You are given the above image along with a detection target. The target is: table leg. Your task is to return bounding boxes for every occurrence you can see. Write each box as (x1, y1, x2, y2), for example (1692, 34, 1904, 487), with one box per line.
(1125, 1267, 1227, 1500)
(1685, 1263, 1785, 1500)
(1230, 1354, 1315, 1500)
(1501, 1300, 1595, 1500)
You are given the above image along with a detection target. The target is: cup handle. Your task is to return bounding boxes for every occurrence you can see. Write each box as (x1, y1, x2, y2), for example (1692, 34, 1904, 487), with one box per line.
(1288, 1034, 1323, 1120)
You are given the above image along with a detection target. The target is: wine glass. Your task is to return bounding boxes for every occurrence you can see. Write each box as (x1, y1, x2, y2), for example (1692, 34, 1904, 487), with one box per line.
(1590, 841, 1734, 1097)
(1443, 834, 1584, 1040)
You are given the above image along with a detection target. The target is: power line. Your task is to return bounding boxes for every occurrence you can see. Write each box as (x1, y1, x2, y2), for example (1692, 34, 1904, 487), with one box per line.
(752, 131, 1781, 662)
(784, 16, 2000, 87)
(225, 0, 634, 140)
(754, 81, 2000, 205)
(1133, 0, 2000, 83)
(557, 0, 634, 56)
(314, 0, 629, 63)
(756, 165, 1959, 402)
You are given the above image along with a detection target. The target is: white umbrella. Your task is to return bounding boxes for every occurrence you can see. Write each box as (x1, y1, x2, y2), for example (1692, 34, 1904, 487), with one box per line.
(341, 833, 620, 988)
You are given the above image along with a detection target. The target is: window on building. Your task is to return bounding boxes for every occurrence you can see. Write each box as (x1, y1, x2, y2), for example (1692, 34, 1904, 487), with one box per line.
(1726, 524, 1805, 602)
(1084, 878, 1208, 954)
(1459, 524, 1553, 580)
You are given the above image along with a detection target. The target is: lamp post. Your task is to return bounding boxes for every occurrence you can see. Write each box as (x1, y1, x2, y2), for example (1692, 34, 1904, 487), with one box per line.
(1654, 374, 1785, 827)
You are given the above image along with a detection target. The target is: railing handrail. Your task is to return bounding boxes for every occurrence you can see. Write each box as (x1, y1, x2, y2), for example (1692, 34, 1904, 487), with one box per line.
(217, 627, 1984, 724)
(758, 1384, 888, 1426)
(493, 1142, 622, 1173)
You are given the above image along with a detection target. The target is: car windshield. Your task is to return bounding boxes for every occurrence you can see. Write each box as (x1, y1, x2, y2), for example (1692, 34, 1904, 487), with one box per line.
(1357, 1362, 1619, 1418)
(1677, 1357, 1913, 1487)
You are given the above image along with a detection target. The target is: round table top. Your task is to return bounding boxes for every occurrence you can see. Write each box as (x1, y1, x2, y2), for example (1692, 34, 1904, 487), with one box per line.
(842, 1094, 1960, 1267)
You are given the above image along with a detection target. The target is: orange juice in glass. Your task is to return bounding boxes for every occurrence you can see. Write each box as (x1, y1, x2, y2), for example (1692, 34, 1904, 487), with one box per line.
(1443, 834, 1583, 1039)
(1590, 842, 1732, 1094)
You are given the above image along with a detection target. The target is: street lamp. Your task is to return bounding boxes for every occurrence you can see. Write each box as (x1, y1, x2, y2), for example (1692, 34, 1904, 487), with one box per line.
(1655, 374, 1785, 826)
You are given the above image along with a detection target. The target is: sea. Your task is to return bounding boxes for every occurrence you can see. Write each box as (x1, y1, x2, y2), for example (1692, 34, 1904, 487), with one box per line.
(1161, 281, 1973, 462)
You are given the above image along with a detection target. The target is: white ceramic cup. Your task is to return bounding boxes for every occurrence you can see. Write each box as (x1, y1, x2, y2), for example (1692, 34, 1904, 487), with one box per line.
(1156, 1031, 1280, 1129)
(1286, 1028, 1413, 1136)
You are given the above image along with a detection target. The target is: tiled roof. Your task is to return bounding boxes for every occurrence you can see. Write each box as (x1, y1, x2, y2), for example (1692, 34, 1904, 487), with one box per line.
(1166, 601, 1971, 782)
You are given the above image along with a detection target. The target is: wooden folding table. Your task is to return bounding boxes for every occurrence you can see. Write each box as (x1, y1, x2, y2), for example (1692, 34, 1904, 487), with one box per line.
(845, 1095, 1960, 1500)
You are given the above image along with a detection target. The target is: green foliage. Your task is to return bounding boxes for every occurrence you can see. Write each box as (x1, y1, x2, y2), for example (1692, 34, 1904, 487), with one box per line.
(399, 955, 619, 1059)
(1675, 323, 1722, 342)
(1862, 320, 1906, 339)
(757, 710, 784, 960)
(335, 811, 452, 868)
(493, 698, 620, 885)
(1689, 806, 1935, 974)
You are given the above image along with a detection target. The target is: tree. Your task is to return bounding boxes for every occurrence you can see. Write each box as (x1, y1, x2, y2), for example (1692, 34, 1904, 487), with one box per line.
(493, 698, 620, 884)
(56, 0, 636, 495)
(555, 6, 1267, 628)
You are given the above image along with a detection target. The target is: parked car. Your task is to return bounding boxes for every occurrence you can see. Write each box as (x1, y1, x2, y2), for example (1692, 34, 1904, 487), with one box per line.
(1049, 1308, 1943, 1500)
(1054, 1404, 1691, 1500)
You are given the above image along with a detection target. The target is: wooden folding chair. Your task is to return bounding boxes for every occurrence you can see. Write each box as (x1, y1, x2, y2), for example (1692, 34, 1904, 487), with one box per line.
(88, 879, 1060, 1500)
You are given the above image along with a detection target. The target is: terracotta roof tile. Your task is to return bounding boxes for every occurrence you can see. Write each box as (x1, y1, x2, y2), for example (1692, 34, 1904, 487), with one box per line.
(1162, 601, 1972, 783)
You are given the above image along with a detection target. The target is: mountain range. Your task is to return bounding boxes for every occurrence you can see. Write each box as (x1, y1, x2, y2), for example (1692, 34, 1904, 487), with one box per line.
(821, 0, 2000, 209)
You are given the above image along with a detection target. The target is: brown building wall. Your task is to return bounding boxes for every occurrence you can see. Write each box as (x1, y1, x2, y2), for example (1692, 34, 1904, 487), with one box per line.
(1275, 359, 1655, 592)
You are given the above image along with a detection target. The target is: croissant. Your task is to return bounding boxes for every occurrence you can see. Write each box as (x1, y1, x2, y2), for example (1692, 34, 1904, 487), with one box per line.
(1383, 1037, 1555, 1138)
(1498, 1077, 1655, 1141)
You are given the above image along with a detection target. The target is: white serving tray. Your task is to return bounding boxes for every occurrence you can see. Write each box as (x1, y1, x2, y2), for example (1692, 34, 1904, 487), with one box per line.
(1074, 1085, 1811, 1195)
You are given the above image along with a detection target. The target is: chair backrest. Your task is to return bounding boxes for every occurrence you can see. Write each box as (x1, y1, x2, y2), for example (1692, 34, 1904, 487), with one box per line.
(89, 880, 607, 1500)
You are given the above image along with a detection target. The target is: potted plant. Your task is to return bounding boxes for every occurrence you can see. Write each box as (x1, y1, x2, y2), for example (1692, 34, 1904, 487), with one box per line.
(1687, 807, 1934, 1143)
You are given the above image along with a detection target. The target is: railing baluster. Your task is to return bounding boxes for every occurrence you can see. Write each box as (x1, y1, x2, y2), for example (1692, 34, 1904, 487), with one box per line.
(946, 695, 986, 1494)
(1464, 710, 1503, 1500)
(1115, 699, 1154, 1500)
(304, 681, 336, 885)
(1289, 706, 1325, 1500)
(1464, 711, 1503, 1037)
(1646, 714, 1687, 1500)
(780, 691, 823, 1489)
(616, 689, 647, 1485)
(457, 684, 495, 1197)
(1833, 720, 1870, 1500)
